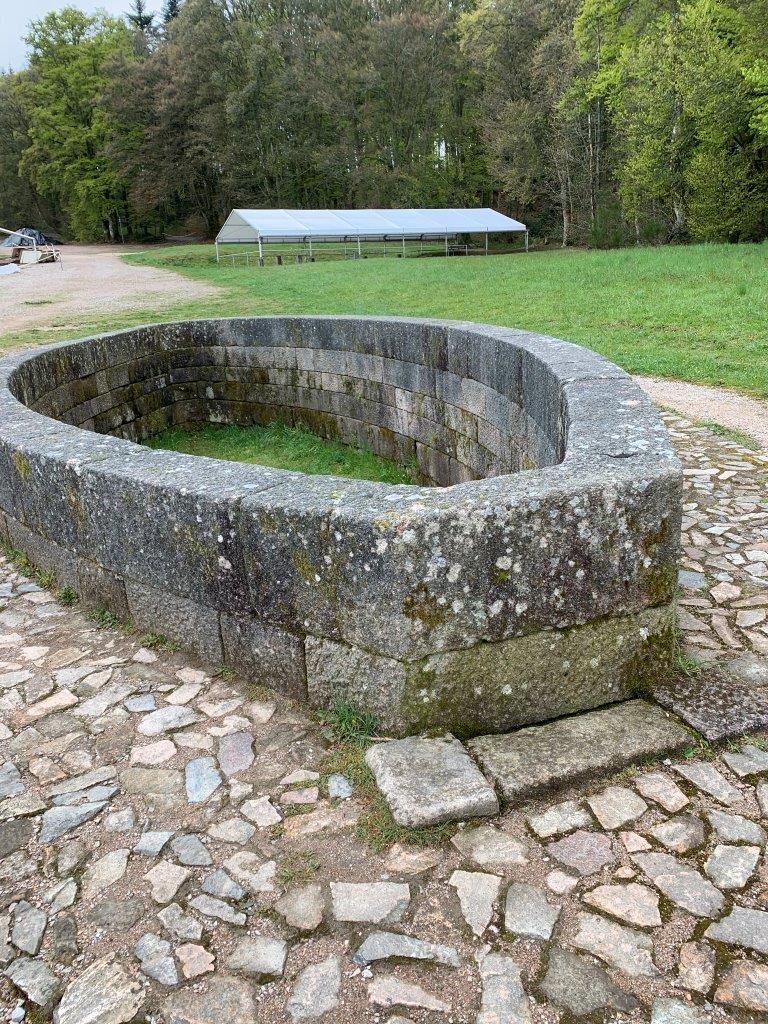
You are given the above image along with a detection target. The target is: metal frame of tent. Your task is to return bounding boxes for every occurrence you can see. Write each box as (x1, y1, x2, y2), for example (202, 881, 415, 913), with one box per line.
(0, 227, 62, 268)
(214, 208, 528, 266)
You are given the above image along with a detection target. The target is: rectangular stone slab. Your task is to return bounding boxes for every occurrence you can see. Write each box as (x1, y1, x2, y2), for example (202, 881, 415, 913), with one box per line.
(365, 735, 499, 827)
(467, 701, 693, 803)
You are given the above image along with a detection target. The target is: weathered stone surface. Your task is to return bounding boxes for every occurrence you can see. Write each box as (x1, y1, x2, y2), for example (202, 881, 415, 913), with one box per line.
(189, 894, 246, 925)
(476, 953, 531, 1024)
(365, 736, 498, 827)
(0, 818, 33, 857)
(330, 881, 410, 924)
(504, 883, 560, 939)
(572, 913, 658, 976)
(157, 903, 202, 941)
(583, 882, 661, 928)
(288, 957, 341, 1020)
(633, 852, 724, 918)
(526, 800, 591, 839)
(650, 996, 710, 1024)
(82, 848, 129, 896)
(354, 931, 460, 968)
(547, 830, 615, 876)
(673, 762, 741, 805)
(176, 943, 215, 980)
(226, 936, 287, 978)
(539, 947, 638, 1014)
(368, 975, 449, 1013)
(706, 809, 766, 844)
(145, 860, 190, 904)
(39, 801, 105, 843)
(705, 906, 768, 953)
(449, 870, 501, 936)
(469, 702, 691, 801)
(163, 975, 255, 1024)
(634, 772, 688, 812)
(721, 744, 768, 778)
(705, 843, 759, 889)
(54, 956, 145, 1024)
(5, 957, 61, 1008)
(11, 903, 46, 954)
(587, 786, 648, 829)
(170, 834, 212, 867)
(677, 941, 715, 995)
(241, 795, 281, 826)
(451, 825, 528, 868)
(217, 731, 254, 777)
(649, 813, 706, 854)
(715, 960, 768, 1012)
(185, 757, 222, 803)
(276, 883, 325, 930)
(138, 705, 200, 736)
(653, 659, 768, 741)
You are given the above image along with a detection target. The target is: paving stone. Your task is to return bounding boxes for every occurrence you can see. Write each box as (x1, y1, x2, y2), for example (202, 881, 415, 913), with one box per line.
(0, 818, 33, 858)
(185, 757, 222, 803)
(288, 956, 342, 1020)
(134, 932, 178, 986)
(0, 761, 23, 799)
(451, 825, 529, 868)
(82, 848, 129, 896)
(170, 834, 212, 866)
(120, 767, 183, 801)
(705, 843, 760, 889)
(722, 743, 768, 777)
(468, 701, 692, 801)
(275, 883, 325, 930)
(368, 975, 449, 1013)
(504, 882, 560, 939)
(365, 735, 498, 827)
(714, 960, 768, 1012)
(327, 773, 353, 798)
(44, 877, 78, 913)
(201, 868, 244, 900)
(673, 762, 742, 805)
(206, 817, 256, 844)
(649, 813, 707, 853)
(188, 894, 246, 925)
(39, 800, 105, 842)
(330, 881, 410, 924)
(134, 830, 173, 856)
(650, 996, 711, 1024)
(633, 852, 725, 918)
(282, 787, 318, 805)
(539, 947, 638, 1014)
(241, 795, 282, 826)
(48, 913, 79, 965)
(654, 669, 768, 741)
(145, 860, 190, 904)
(176, 943, 214, 979)
(104, 807, 135, 832)
(476, 952, 531, 1024)
(587, 786, 648, 829)
(54, 955, 145, 1024)
(706, 809, 766, 844)
(88, 899, 145, 931)
(353, 930, 460, 968)
(526, 800, 591, 839)
(705, 906, 768, 953)
(226, 936, 287, 978)
(634, 772, 689, 812)
(217, 731, 254, 777)
(5, 957, 61, 1009)
(137, 705, 200, 736)
(678, 941, 715, 994)
(547, 830, 615, 876)
(546, 870, 578, 894)
(572, 912, 658, 976)
(449, 870, 501, 936)
(130, 739, 176, 765)
(583, 882, 661, 927)
(11, 902, 46, 954)
(162, 975, 255, 1024)
(157, 903, 203, 941)
(223, 851, 276, 893)
(384, 844, 442, 876)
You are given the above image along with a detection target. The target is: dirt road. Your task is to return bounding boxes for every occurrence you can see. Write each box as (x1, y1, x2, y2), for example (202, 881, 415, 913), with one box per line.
(0, 244, 220, 336)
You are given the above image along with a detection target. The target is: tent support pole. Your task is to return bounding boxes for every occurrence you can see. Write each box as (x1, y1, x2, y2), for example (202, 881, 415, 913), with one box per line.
(215, 241, 220, 264)
(402, 234, 405, 257)
(445, 233, 448, 256)
(357, 236, 361, 257)
(308, 236, 312, 259)
(485, 232, 488, 255)
(525, 230, 529, 252)
(258, 237, 263, 261)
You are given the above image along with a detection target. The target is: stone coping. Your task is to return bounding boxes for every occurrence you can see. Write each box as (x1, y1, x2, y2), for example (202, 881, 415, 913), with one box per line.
(0, 317, 682, 735)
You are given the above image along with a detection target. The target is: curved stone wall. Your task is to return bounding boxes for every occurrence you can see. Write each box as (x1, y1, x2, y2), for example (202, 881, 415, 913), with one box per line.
(0, 317, 682, 737)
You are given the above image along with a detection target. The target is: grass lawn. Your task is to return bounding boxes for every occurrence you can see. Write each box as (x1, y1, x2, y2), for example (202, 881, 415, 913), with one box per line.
(5, 241, 768, 396)
(146, 421, 416, 484)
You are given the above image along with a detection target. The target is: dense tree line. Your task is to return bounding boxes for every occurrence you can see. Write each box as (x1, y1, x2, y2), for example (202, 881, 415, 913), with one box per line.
(1, 0, 766, 244)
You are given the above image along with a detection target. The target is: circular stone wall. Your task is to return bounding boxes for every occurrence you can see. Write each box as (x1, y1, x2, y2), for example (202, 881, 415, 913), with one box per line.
(0, 317, 682, 737)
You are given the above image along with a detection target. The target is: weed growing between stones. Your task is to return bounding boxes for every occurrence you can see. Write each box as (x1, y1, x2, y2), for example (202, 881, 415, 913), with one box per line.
(86, 607, 134, 632)
(316, 695, 378, 746)
(139, 631, 179, 652)
(56, 586, 79, 606)
(700, 420, 761, 451)
(275, 852, 320, 888)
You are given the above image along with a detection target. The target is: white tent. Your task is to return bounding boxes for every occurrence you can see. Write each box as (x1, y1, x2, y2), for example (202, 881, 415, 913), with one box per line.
(215, 207, 527, 261)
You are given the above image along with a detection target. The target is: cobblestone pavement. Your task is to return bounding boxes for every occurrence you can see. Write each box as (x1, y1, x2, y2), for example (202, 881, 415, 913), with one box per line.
(2, 417, 768, 1024)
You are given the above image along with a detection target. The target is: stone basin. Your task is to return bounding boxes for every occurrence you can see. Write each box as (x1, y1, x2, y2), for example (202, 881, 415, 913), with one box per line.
(0, 316, 681, 736)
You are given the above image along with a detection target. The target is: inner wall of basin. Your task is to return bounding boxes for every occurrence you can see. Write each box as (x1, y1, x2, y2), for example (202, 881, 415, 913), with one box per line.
(14, 320, 565, 487)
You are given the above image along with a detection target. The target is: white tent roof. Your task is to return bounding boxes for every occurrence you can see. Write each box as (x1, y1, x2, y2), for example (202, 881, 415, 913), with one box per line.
(216, 208, 526, 243)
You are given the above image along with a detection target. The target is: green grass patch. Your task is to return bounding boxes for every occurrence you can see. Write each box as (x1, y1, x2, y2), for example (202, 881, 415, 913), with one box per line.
(146, 421, 416, 485)
(86, 606, 134, 633)
(316, 694, 379, 745)
(698, 420, 761, 451)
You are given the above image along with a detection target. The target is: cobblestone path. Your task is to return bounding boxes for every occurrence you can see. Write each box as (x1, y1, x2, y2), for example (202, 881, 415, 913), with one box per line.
(1, 416, 768, 1024)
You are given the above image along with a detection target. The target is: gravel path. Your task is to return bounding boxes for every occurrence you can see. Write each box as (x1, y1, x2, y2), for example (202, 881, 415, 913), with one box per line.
(636, 375, 768, 451)
(0, 245, 220, 335)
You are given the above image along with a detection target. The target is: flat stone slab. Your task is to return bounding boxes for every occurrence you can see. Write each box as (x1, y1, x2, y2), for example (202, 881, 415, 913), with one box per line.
(653, 666, 768, 742)
(365, 735, 498, 827)
(468, 701, 692, 802)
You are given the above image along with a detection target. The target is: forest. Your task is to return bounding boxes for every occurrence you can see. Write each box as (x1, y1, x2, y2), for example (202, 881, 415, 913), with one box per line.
(1, 0, 767, 246)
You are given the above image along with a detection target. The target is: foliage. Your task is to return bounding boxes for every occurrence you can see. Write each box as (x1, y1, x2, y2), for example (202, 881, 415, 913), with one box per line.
(316, 696, 379, 746)
(146, 421, 417, 484)
(1, 0, 766, 243)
